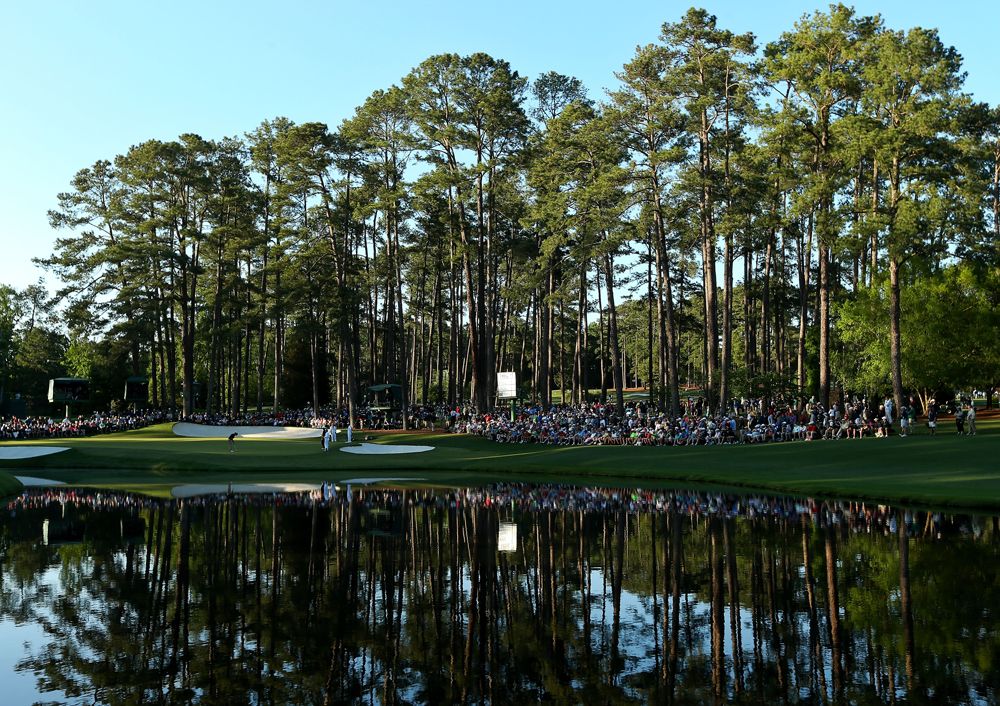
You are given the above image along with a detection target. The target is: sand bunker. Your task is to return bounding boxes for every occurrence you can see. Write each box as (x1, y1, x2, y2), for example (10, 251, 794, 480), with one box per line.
(340, 443, 434, 455)
(172, 423, 321, 440)
(14, 476, 66, 487)
(171, 482, 321, 498)
(0, 446, 70, 459)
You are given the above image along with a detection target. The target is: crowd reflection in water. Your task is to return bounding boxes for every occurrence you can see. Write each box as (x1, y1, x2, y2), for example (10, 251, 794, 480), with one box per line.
(8, 484, 964, 539)
(2, 484, 999, 705)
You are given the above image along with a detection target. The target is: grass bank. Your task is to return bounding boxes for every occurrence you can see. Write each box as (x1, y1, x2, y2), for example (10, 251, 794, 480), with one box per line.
(0, 471, 24, 497)
(1, 420, 998, 509)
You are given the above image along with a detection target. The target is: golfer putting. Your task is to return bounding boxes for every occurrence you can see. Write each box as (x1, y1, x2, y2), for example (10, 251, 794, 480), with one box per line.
(228, 432, 238, 452)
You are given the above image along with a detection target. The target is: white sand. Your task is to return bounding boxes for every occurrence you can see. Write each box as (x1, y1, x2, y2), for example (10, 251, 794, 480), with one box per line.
(340, 443, 434, 455)
(171, 482, 321, 498)
(14, 476, 66, 487)
(0, 446, 70, 459)
(172, 423, 321, 440)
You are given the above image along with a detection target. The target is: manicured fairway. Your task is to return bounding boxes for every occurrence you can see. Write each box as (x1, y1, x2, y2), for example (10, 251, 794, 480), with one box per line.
(1, 419, 998, 509)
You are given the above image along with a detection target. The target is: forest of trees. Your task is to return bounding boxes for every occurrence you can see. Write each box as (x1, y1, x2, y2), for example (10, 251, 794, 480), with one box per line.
(2, 5, 998, 420)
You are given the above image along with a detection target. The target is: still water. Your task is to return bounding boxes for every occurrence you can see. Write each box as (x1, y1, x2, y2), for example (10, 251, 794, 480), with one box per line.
(1, 485, 997, 705)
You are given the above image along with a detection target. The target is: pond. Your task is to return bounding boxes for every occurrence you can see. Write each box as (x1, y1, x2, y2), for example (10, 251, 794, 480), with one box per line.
(1, 484, 997, 705)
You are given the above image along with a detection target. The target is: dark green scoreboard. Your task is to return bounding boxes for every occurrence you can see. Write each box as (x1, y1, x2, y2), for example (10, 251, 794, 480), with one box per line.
(124, 376, 148, 402)
(48, 378, 90, 403)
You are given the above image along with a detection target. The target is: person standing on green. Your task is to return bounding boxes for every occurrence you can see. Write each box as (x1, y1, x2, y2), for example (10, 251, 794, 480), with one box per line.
(228, 432, 238, 452)
(966, 402, 977, 436)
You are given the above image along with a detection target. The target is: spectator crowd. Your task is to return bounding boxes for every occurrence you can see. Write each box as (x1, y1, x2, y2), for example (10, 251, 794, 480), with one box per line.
(189, 404, 455, 433)
(452, 395, 981, 448)
(0, 410, 167, 441)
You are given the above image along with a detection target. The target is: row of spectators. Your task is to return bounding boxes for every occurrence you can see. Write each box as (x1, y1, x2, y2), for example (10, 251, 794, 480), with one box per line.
(451, 397, 939, 447)
(0, 403, 454, 439)
(187, 410, 317, 428)
(190, 404, 458, 431)
(188, 407, 411, 431)
(0, 410, 167, 441)
(323, 404, 460, 431)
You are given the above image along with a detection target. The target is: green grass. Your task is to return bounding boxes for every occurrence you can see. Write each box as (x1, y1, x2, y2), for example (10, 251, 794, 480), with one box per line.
(1, 420, 999, 510)
(0, 471, 23, 497)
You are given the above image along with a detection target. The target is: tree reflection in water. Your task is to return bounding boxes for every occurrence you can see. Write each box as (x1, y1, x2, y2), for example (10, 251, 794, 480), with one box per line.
(1, 485, 998, 705)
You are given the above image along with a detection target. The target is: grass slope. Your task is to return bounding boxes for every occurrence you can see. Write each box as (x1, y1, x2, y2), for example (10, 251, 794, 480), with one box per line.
(1, 420, 998, 509)
(0, 471, 23, 497)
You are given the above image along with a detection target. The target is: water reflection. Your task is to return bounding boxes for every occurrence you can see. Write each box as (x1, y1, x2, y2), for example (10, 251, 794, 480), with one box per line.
(1, 485, 998, 705)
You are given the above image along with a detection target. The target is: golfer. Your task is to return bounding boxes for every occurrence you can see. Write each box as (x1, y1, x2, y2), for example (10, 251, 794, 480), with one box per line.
(228, 432, 238, 452)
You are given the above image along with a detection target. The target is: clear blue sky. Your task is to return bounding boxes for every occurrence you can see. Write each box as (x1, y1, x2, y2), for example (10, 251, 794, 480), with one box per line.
(2, 0, 998, 291)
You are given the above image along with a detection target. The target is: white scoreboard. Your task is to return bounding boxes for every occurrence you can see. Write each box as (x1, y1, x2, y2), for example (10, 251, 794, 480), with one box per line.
(497, 372, 517, 399)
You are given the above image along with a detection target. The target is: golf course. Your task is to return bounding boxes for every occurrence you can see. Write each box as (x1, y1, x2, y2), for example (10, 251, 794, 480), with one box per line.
(1, 416, 998, 510)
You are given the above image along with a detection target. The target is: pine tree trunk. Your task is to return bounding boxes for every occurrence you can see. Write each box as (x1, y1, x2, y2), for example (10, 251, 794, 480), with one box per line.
(651, 188, 680, 415)
(700, 117, 719, 408)
(870, 158, 880, 286)
(889, 156, 906, 418)
(596, 261, 608, 403)
(720, 227, 733, 411)
(206, 250, 224, 415)
(448, 240, 459, 405)
(165, 289, 177, 414)
(574, 260, 587, 404)
(797, 215, 811, 404)
(646, 244, 654, 396)
(761, 230, 774, 373)
(744, 241, 754, 373)
(393, 208, 409, 429)
(603, 253, 626, 410)
(819, 240, 831, 408)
